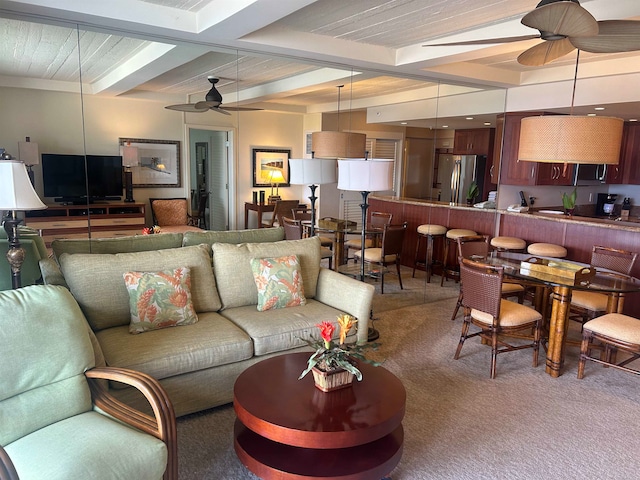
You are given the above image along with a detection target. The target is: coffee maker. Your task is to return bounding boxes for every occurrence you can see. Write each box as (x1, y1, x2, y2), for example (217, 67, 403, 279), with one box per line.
(596, 193, 617, 216)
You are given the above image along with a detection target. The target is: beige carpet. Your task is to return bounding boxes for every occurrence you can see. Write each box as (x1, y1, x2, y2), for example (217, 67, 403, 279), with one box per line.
(177, 268, 640, 479)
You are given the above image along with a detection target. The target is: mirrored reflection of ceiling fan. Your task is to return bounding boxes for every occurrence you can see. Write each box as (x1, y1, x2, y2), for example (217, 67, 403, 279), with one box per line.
(165, 76, 263, 115)
(424, 0, 640, 66)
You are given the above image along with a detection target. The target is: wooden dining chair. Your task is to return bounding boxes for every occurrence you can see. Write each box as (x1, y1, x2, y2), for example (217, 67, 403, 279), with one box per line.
(282, 217, 332, 269)
(569, 246, 638, 326)
(261, 200, 300, 228)
(291, 207, 333, 250)
(353, 222, 407, 294)
(450, 235, 526, 321)
(345, 212, 392, 262)
(454, 258, 543, 379)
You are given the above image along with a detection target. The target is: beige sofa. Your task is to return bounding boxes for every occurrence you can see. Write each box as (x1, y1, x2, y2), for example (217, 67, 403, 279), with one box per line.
(41, 230, 374, 417)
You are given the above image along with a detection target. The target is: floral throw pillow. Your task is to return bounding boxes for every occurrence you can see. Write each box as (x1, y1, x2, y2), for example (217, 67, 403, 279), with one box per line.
(123, 267, 198, 334)
(250, 254, 306, 312)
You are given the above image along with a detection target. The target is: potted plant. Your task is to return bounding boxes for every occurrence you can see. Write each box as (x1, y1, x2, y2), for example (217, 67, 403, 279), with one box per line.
(466, 181, 479, 205)
(562, 187, 577, 216)
(299, 315, 381, 392)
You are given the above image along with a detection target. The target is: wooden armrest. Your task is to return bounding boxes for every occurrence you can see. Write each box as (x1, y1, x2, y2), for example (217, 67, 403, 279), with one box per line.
(0, 445, 19, 480)
(85, 367, 177, 480)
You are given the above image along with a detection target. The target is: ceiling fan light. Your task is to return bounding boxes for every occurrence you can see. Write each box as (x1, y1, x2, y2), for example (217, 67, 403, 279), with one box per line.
(518, 115, 624, 165)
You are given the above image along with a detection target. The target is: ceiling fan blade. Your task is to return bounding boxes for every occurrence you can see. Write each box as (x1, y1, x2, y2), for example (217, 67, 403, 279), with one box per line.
(221, 106, 264, 112)
(194, 100, 220, 110)
(517, 37, 575, 66)
(164, 103, 210, 113)
(211, 106, 231, 116)
(522, 1, 598, 38)
(570, 20, 640, 53)
(424, 34, 540, 47)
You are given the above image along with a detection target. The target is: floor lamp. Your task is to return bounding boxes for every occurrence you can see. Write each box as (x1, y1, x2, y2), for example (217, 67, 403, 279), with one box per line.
(337, 158, 394, 340)
(289, 158, 337, 237)
(0, 158, 47, 289)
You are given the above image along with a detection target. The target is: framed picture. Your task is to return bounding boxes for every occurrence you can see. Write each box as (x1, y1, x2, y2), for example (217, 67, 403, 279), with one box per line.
(119, 138, 181, 188)
(252, 148, 291, 187)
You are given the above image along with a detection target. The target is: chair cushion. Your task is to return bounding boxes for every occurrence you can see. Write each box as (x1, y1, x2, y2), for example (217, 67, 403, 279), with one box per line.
(527, 243, 567, 258)
(212, 237, 321, 309)
(501, 282, 525, 294)
(584, 313, 640, 344)
(354, 247, 396, 263)
(570, 290, 608, 312)
(250, 254, 306, 311)
(60, 244, 220, 331)
(417, 224, 447, 236)
(471, 299, 541, 327)
(491, 236, 526, 250)
(345, 238, 375, 249)
(6, 411, 167, 480)
(124, 267, 199, 333)
(446, 229, 477, 239)
(320, 247, 333, 259)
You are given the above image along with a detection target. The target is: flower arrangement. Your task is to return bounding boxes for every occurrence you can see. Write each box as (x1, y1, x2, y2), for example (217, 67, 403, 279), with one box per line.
(298, 315, 381, 382)
(142, 225, 161, 235)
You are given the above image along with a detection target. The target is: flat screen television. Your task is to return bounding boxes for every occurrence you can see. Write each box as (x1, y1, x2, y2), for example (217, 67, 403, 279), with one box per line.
(42, 153, 123, 203)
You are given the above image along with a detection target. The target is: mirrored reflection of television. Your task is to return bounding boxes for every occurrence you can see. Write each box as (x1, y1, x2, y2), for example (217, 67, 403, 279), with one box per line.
(42, 154, 123, 203)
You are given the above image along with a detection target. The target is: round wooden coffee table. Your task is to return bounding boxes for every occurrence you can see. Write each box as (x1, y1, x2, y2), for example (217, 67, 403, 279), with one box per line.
(233, 352, 406, 479)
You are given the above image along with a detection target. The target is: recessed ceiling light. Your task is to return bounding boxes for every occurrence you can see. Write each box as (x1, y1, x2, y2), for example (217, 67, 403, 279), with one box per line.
(400, 122, 407, 125)
(465, 117, 474, 120)
(484, 122, 491, 126)
(441, 125, 449, 128)
(587, 113, 597, 117)
(594, 107, 605, 111)
(630, 119, 638, 122)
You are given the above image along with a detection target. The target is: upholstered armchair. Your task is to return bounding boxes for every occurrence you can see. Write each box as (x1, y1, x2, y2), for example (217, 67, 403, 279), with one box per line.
(149, 197, 202, 233)
(0, 285, 177, 480)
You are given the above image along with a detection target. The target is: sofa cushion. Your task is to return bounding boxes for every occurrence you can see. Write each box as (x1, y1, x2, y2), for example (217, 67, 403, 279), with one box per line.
(219, 298, 355, 356)
(60, 244, 220, 331)
(251, 254, 306, 311)
(212, 237, 321, 309)
(182, 227, 284, 247)
(124, 267, 199, 334)
(51, 233, 184, 260)
(95, 311, 253, 381)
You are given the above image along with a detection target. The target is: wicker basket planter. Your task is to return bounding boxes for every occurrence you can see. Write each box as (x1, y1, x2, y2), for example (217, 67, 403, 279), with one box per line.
(311, 366, 355, 392)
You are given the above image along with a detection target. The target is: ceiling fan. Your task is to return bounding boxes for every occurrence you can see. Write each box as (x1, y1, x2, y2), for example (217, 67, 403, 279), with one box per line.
(424, 0, 640, 66)
(165, 76, 263, 115)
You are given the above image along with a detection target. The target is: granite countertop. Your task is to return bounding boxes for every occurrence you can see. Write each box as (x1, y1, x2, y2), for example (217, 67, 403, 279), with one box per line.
(506, 209, 640, 232)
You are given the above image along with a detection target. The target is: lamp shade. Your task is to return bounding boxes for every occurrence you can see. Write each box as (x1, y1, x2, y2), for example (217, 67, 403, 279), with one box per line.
(269, 169, 285, 184)
(337, 158, 394, 192)
(312, 131, 366, 159)
(289, 158, 337, 185)
(0, 160, 47, 210)
(518, 116, 624, 165)
(121, 145, 139, 166)
(17, 139, 39, 166)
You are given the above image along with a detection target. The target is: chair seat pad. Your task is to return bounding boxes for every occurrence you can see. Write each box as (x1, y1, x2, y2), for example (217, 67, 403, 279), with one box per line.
(584, 313, 640, 344)
(501, 282, 525, 294)
(471, 299, 541, 327)
(354, 248, 396, 263)
(319, 236, 333, 246)
(320, 247, 333, 259)
(446, 229, 477, 239)
(491, 236, 526, 250)
(6, 411, 167, 480)
(571, 290, 608, 312)
(527, 243, 567, 258)
(417, 224, 447, 236)
(345, 238, 374, 249)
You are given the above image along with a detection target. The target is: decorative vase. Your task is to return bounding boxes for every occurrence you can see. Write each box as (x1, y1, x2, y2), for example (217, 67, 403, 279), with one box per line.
(311, 366, 354, 392)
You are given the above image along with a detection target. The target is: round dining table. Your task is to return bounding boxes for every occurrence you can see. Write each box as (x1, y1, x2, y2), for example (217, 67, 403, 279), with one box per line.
(475, 252, 640, 377)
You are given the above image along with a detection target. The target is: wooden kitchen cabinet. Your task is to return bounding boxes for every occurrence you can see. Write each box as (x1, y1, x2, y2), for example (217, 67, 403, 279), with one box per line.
(453, 128, 493, 155)
(619, 122, 640, 184)
(535, 162, 575, 185)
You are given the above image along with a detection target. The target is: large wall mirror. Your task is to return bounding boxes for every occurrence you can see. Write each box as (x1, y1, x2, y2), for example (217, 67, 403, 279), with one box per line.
(0, 10, 508, 253)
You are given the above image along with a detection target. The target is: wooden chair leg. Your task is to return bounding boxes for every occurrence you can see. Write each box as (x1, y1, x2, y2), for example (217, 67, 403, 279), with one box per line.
(490, 330, 498, 379)
(577, 331, 590, 379)
(454, 312, 471, 359)
(396, 261, 403, 290)
(451, 290, 463, 321)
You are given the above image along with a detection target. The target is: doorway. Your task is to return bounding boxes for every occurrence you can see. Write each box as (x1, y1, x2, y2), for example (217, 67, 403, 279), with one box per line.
(188, 126, 234, 231)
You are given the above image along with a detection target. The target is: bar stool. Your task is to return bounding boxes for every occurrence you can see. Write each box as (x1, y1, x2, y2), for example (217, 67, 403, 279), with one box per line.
(490, 236, 526, 253)
(412, 224, 447, 283)
(527, 243, 567, 258)
(440, 228, 477, 286)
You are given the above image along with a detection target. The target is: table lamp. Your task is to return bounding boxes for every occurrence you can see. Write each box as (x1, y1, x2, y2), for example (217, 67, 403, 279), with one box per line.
(0, 157, 47, 289)
(17, 137, 40, 186)
(289, 158, 337, 237)
(268, 169, 286, 204)
(121, 142, 139, 203)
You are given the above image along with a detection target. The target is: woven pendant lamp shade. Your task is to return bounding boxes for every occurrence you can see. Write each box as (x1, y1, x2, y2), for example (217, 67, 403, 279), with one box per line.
(518, 116, 623, 165)
(312, 131, 366, 159)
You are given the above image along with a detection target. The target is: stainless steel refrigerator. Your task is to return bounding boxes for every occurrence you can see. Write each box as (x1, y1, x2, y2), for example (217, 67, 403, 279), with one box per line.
(436, 154, 487, 204)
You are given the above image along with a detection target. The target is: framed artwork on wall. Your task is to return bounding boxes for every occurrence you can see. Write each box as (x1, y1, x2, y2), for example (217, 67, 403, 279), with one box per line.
(252, 147, 291, 188)
(119, 138, 181, 188)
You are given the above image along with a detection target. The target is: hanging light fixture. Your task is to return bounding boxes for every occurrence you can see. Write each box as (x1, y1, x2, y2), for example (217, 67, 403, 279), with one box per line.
(518, 50, 623, 165)
(312, 84, 366, 159)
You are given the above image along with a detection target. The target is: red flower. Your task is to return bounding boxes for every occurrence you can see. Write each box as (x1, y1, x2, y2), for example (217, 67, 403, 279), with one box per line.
(316, 321, 335, 349)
